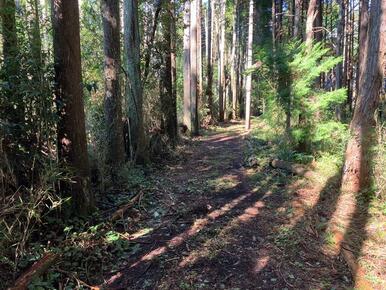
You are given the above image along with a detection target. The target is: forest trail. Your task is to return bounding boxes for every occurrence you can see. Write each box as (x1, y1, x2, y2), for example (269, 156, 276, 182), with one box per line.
(104, 121, 352, 290)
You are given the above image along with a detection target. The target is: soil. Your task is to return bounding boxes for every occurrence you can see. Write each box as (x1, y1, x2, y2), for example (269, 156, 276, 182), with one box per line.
(103, 122, 353, 290)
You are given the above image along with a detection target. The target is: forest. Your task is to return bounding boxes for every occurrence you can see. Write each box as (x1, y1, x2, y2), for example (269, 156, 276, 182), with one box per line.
(0, 0, 385, 289)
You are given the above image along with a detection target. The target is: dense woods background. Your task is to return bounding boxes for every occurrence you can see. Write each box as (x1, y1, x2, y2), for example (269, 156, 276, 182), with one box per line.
(0, 0, 385, 288)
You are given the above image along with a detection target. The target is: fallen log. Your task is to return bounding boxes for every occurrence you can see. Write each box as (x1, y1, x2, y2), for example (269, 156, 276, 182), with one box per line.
(270, 159, 309, 176)
(10, 252, 58, 290)
(111, 190, 145, 221)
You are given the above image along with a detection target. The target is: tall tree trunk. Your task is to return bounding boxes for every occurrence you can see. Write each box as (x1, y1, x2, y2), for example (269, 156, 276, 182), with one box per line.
(334, 0, 345, 120)
(197, 0, 203, 110)
(160, 0, 178, 143)
(218, 0, 226, 122)
(342, 0, 386, 193)
(206, 0, 214, 118)
(245, 0, 254, 130)
(1, 0, 18, 62)
(170, 0, 178, 140)
(190, 0, 199, 135)
(183, 0, 192, 130)
(101, 0, 126, 180)
(51, 0, 92, 215)
(124, 0, 147, 162)
(293, 0, 302, 38)
(335, 0, 345, 90)
(355, 0, 369, 108)
(305, 0, 318, 48)
(313, 0, 323, 42)
(231, 0, 239, 120)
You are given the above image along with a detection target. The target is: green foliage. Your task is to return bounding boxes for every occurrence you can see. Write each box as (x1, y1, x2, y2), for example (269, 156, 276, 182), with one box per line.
(252, 41, 348, 156)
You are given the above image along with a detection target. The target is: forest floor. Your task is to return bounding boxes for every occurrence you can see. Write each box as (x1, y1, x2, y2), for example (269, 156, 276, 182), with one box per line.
(101, 120, 368, 290)
(7, 119, 385, 290)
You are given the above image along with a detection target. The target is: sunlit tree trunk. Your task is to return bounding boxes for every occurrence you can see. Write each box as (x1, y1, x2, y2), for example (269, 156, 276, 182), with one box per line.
(231, 0, 239, 120)
(197, 0, 203, 110)
(190, 0, 199, 135)
(124, 0, 147, 162)
(183, 0, 191, 131)
(245, 0, 254, 130)
(305, 0, 318, 48)
(101, 0, 125, 180)
(206, 0, 214, 118)
(342, 0, 386, 193)
(51, 0, 92, 215)
(218, 0, 226, 122)
(355, 0, 369, 108)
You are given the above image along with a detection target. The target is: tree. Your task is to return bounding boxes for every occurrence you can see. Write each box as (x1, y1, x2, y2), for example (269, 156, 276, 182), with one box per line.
(218, 0, 226, 122)
(101, 0, 126, 179)
(51, 0, 92, 215)
(124, 0, 147, 162)
(356, 0, 369, 106)
(230, 0, 239, 120)
(341, 0, 386, 193)
(293, 0, 302, 38)
(160, 0, 178, 143)
(206, 0, 214, 118)
(184, 0, 199, 135)
(244, 0, 254, 130)
(305, 0, 318, 48)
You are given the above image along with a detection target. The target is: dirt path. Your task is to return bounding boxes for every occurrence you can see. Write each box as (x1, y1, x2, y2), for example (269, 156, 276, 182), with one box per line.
(104, 122, 352, 289)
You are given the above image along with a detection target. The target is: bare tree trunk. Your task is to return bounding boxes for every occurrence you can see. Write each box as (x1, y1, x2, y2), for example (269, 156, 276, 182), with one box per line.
(313, 0, 323, 42)
(355, 0, 369, 108)
(218, 0, 226, 122)
(124, 0, 147, 163)
(183, 0, 191, 130)
(206, 0, 214, 118)
(101, 0, 126, 179)
(293, 0, 302, 38)
(190, 0, 199, 135)
(342, 0, 386, 193)
(170, 0, 178, 140)
(231, 0, 239, 120)
(51, 0, 92, 215)
(160, 0, 178, 143)
(197, 0, 203, 110)
(245, 0, 254, 130)
(305, 0, 318, 48)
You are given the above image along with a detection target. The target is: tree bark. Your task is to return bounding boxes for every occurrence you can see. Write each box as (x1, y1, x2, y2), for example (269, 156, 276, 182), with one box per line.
(206, 0, 214, 118)
(305, 0, 318, 48)
(160, 0, 178, 143)
(355, 0, 369, 109)
(183, 0, 192, 131)
(124, 0, 147, 163)
(341, 0, 386, 193)
(51, 0, 92, 215)
(231, 0, 239, 120)
(293, 0, 302, 38)
(245, 0, 254, 130)
(197, 0, 203, 110)
(101, 0, 126, 179)
(218, 0, 226, 122)
(190, 0, 199, 135)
